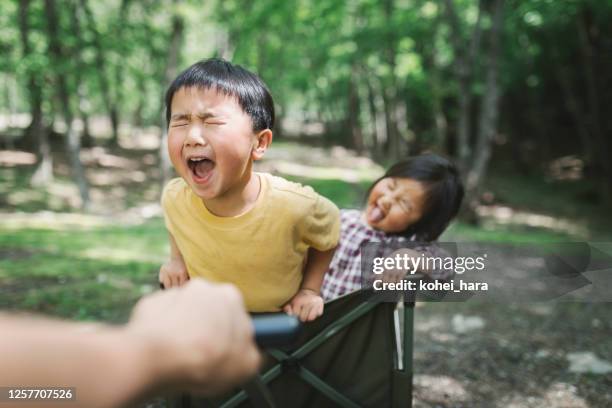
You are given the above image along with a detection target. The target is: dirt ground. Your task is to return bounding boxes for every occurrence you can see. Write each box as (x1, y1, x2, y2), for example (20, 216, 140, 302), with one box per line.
(412, 301, 612, 407)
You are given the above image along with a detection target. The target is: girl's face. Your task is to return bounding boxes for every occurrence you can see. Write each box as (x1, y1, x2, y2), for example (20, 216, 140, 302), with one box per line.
(365, 177, 427, 233)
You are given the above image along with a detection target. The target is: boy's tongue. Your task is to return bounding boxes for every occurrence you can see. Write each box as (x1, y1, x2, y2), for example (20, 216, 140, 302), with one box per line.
(368, 206, 384, 223)
(193, 160, 214, 179)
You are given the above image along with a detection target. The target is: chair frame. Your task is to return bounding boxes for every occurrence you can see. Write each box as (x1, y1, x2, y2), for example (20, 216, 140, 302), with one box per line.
(218, 300, 415, 408)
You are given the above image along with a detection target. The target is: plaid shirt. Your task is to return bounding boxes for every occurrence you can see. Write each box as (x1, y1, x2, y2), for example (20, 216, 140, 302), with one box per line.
(321, 209, 453, 301)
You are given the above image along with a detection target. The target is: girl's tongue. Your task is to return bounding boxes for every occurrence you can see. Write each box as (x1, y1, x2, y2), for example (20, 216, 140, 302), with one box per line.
(368, 206, 384, 223)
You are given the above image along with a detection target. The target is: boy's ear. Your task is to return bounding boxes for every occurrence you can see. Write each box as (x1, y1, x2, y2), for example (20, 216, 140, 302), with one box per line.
(252, 129, 273, 161)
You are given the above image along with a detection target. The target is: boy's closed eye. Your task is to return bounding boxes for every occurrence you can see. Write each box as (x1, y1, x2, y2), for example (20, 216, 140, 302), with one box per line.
(170, 114, 190, 127)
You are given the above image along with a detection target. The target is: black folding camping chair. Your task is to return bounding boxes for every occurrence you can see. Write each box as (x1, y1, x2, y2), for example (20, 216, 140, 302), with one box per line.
(168, 289, 415, 408)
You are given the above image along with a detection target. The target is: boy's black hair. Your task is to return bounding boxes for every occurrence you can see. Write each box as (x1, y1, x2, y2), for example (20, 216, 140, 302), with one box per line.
(368, 153, 464, 241)
(164, 58, 275, 131)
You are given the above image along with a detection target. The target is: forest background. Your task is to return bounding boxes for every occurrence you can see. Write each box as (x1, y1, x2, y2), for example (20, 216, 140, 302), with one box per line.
(1, 0, 611, 406)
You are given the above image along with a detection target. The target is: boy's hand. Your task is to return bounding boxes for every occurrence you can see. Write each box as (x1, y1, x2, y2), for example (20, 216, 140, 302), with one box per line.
(283, 288, 324, 322)
(159, 258, 190, 289)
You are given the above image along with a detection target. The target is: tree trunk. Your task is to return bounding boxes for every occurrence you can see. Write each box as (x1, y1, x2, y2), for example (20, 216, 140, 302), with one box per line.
(577, 8, 611, 204)
(44, 0, 90, 209)
(19, 0, 53, 183)
(443, 0, 484, 171)
(79, 0, 118, 147)
(464, 0, 504, 215)
(159, 1, 185, 188)
(381, 0, 402, 161)
(365, 74, 386, 161)
(70, 0, 93, 148)
(108, 0, 132, 146)
(348, 64, 363, 153)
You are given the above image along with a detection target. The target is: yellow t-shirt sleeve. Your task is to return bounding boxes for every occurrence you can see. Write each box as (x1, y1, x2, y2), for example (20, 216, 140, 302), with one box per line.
(300, 194, 340, 251)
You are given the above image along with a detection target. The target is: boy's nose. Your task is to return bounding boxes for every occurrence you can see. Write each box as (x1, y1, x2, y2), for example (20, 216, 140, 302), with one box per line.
(184, 125, 208, 147)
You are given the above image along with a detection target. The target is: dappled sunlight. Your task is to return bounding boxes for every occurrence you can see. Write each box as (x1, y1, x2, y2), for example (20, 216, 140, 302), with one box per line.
(261, 160, 380, 183)
(5, 190, 46, 206)
(414, 314, 447, 333)
(548, 156, 584, 181)
(0, 150, 37, 166)
(82, 246, 166, 264)
(477, 205, 589, 238)
(260, 144, 384, 176)
(0, 114, 31, 129)
(87, 170, 147, 187)
(499, 382, 589, 408)
(0, 211, 116, 230)
(414, 375, 470, 405)
(80, 147, 137, 169)
(253, 143, 385, 184)
(119, 127, 162, 150)
(0, 203, 163, 231)
(46, 181, 82, 208)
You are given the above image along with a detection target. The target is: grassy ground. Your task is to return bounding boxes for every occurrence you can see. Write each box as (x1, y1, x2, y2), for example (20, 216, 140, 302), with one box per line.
(1, 141, 611, 407)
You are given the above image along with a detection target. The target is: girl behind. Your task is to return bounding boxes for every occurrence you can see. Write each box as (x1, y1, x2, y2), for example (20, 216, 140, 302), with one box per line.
(321, 153, 464, 301)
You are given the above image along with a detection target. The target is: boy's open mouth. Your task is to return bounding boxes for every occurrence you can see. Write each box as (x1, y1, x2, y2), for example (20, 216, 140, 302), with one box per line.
(187, 156, 215, 182)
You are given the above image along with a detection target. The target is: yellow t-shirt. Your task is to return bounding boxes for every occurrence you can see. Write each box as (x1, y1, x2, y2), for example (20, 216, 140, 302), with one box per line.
(161, 173, 340, 312)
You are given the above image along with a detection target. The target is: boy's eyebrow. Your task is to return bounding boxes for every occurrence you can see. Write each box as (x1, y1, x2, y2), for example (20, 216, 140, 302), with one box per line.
(195, 111, 218, 120)
(170, 113, 190, 121)
(170, 111, 219, 121)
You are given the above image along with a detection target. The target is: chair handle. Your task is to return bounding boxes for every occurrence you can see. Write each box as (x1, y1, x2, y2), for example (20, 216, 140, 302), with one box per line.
(252, 313, 301, 348)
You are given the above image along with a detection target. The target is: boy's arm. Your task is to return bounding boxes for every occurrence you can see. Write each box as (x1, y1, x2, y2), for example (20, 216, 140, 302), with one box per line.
(168, 232, 184, 261)
(300, 247, 336, 294)
(159, 233, 189, 288)
(283, 246, 336, 322)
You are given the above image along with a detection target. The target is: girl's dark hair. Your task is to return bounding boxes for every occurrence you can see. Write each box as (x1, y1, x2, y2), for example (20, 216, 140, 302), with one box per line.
(369, 153, 464, 241)
(165, 58, 275, 131)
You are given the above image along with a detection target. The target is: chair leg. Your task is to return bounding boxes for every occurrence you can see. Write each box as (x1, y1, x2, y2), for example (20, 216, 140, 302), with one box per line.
(404, 303, 414, 408)
(392, 302, 414, 408)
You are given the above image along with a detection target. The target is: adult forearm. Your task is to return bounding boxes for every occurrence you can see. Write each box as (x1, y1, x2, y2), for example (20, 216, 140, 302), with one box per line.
(0, 315, 154, 408)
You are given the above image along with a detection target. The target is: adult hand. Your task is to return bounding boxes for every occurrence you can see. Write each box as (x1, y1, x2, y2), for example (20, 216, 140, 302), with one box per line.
(0, 279, 261, 408)
(128, 278, 261, 395)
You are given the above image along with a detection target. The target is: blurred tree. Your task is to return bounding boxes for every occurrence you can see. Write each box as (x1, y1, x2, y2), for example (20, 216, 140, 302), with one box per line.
(18, 0, 52, 185)
(44, 0, 90, 209)
(1, 0, 611, 213)
(159, 0, 185, 187)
